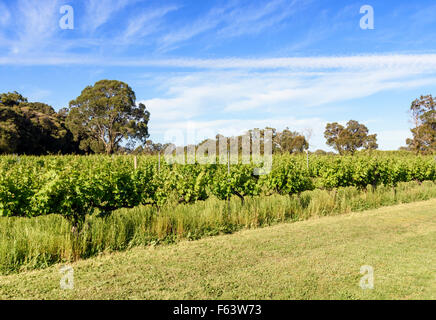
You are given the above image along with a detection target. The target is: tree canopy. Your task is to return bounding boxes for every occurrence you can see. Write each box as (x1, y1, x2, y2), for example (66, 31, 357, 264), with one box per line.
(134, 140, 173, 155)
(406, 95, 436, 154)
(194, 127, 309, 156)
(324, 120, 378, 155)
(66, 80, 150, 154)
(274, 128, 309, 154)
(0, 92, 80, 155)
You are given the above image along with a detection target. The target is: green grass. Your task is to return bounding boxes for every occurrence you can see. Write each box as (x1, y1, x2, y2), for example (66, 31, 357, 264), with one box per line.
(0, 199, 435, 299)
(2, 180, 436, 275)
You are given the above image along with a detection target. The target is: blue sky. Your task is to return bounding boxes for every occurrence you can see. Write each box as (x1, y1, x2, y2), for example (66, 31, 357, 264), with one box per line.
(1, 0, 436, 150)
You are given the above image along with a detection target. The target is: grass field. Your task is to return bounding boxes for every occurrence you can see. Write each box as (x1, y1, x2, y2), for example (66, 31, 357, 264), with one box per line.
(0, 199, 435, 300)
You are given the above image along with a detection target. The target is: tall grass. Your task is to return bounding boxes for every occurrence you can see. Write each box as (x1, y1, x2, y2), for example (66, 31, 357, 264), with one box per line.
(1, 180, 436, 274)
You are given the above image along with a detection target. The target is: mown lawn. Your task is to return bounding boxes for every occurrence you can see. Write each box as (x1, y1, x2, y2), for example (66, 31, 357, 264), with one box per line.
(0, 199, 435, 300)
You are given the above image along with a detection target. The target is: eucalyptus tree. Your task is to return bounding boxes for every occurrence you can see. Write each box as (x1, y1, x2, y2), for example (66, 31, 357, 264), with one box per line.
(67, 80, 150, 154)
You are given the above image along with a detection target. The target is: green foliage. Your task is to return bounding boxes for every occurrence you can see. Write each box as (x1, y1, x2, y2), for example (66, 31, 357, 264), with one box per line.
(2, 180, 436, 275)
(0, 92, 81, 155)
(66, 80, 150, 154)
(406, 95, 436, 154)
(0, 152, 435, 226)
(0, 92, 28, 107)
(274, 128, 309, 154)
(197, 127, 309, 155)
(325, 120, 378, 155)
(261, 156, 313, 194)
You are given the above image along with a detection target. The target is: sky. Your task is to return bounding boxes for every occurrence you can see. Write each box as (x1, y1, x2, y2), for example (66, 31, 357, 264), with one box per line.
(1, 0, 436, 151)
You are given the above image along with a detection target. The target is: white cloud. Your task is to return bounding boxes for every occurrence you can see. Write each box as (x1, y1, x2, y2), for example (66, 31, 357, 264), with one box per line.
(140, 67, 436, 119)
(158, 6, 227, 50)
(377, 130, 412, 150)
(217, 0, 301, 37)
(2, 54, 436, 70)
(0, 0, 175, 54)
(84, 0, 132, 32)
(133, 55, 436, 150)
(10, 0, 61, 53)
(223, 69, 436, 112)
(158, 0, 305, 51)
(122, 5, 178, 40)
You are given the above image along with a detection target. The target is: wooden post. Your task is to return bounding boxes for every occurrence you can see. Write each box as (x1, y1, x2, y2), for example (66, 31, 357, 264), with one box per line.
(228, 149, 230, 176)
(158, 152, 161, 173)
(306, 149, 309, 170)
(227, 149, 231, 215)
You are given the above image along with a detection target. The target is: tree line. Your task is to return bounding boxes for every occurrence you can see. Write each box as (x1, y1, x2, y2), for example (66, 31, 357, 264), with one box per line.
(0, 80, 150, 155)
(0, 80, 435, 155)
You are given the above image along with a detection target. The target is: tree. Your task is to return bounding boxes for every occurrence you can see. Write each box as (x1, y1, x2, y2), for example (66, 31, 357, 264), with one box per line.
(66, 80, 150, 154)
(0, 92, 81, 155)
(275, 128, 309, 154)
(324, 120, 378, 155)
(134, 140, 172, 155)
(406, 95, 436, 154)
(0, 91, 27, 107)
(193, 127, 309, 156)
(324, 122, 345, 154)
(313, 149, 335, 155)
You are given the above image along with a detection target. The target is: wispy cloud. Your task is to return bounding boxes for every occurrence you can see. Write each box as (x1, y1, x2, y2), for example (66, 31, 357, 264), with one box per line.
(8, 0, 61, 54)
(2, 1, 435, 60)
(2, 53, 436, 70)
(115, 49, 434, 151)
(140, 66, 436, 120)
(158, 0, 306, 51)
(158, 5, 228, 51)
(84, 0, 132, 33)
(122, 5, 179, 40)
(0, 0, 178, 56)
(217, 0, 302, 37)
(136, 56, 436, 150)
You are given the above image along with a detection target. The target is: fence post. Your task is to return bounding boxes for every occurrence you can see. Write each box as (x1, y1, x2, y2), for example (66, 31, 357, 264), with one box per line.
(228, 149, 230, 176)
(227, 149, 231, 215)
(306, 149, 309, 170)
(134, 155, 137, 170)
